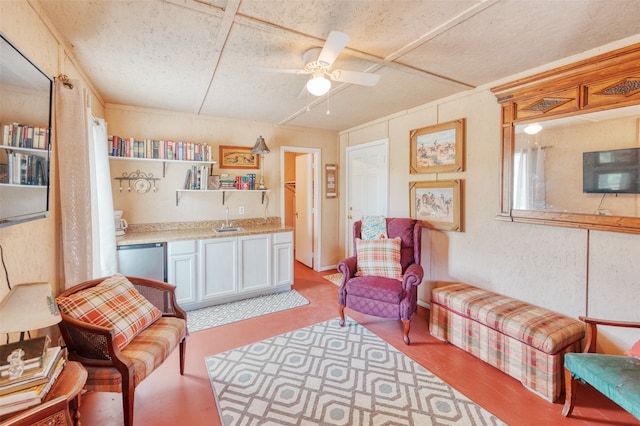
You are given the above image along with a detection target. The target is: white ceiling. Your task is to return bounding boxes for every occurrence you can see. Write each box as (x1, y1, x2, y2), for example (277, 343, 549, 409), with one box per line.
(37, 0, 640, 131)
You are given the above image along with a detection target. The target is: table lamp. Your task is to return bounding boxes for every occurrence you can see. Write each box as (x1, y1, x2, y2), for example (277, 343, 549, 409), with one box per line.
(0, 282, 61, 341)
(0, 282, 61, 377)
(251, 136, 270, 190)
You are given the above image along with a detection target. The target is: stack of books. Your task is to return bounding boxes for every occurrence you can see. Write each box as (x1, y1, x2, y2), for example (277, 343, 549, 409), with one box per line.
(0, 339, 65, 416)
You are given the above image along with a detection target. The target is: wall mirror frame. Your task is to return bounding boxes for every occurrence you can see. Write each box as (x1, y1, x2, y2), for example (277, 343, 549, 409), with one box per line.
(491, 43, 640, 234)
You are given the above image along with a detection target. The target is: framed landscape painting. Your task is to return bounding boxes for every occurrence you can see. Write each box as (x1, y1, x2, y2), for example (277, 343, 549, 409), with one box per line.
(410, 119, 465, 174)
(410, 180, 463, 231)
(218, 145, 259, 169)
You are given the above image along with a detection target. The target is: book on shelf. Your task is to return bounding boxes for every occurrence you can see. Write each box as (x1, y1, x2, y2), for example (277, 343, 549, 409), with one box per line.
(0, 356, 65, 416)
(0, 346, 63, 395)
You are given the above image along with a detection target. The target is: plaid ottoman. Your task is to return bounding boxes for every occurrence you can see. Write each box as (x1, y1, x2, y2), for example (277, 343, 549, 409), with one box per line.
(430, 282, 585, 402)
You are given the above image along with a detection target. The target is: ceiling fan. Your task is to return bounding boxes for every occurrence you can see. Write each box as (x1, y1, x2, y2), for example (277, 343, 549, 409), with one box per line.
(253, 31, 380, 97)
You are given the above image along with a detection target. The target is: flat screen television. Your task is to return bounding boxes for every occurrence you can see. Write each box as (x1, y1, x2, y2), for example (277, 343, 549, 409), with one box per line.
(0, 33, 53, 228)
(583, 147, 640, 193)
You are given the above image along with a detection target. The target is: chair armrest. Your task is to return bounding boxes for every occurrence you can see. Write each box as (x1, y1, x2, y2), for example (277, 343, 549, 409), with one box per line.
(337, 256, 357, 283)
(402, 263, 424, 289)
(127, 276, 187, 320)
(57, 314, 132, 372)
(579, 316, 640, 353)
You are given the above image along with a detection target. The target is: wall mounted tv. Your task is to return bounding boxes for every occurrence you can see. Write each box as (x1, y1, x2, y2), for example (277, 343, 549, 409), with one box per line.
(0, 33, 53, 228)
(583, 147, 640, 194)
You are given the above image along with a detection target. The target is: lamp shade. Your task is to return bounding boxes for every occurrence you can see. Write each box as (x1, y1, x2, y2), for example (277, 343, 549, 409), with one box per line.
(0, 282, 61, 335)
(306, 73, 331, 96)
(251, 136, 270, 154)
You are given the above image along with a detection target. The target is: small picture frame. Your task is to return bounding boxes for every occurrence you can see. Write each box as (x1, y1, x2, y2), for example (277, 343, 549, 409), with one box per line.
(218, 145, 259, 169)
(410, 180, 463, 231)
(410, 119, 465, 174)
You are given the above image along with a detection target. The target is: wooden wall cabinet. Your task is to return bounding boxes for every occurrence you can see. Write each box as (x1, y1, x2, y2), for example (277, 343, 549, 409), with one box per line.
(491, 43, 640, 234)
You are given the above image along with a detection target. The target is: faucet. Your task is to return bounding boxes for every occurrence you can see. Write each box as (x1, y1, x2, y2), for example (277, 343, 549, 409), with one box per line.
(224, 206, 232, 228)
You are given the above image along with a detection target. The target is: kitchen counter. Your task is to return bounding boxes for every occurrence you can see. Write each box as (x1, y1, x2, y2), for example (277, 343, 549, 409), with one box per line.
(116, 217, 292, 246)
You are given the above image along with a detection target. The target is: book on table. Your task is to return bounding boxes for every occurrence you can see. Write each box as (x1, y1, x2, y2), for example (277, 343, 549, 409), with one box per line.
(0, 336, 49, 372)
(0, 346, 62, 395)
(0, 356, 65, 416)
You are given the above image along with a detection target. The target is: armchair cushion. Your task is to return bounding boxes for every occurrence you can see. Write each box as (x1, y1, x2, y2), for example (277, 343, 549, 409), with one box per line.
(355, 237, 403, 281)
(361, 215, 388, 240)
(56, 274, 162, 350)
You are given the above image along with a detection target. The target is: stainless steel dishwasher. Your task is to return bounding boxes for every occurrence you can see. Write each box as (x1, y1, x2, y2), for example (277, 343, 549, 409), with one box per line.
(116, 242, 167, 282)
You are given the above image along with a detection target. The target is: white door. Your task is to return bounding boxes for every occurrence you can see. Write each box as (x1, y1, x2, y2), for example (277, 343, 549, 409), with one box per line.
(346, 139, 389, 256)
(295, 153, 314, 267)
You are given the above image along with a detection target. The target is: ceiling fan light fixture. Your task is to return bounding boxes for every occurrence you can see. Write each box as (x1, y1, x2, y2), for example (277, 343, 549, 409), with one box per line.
(306, 73, 331, 96)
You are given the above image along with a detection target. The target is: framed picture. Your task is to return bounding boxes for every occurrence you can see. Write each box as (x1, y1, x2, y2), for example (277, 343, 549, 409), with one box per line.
(410, 119, 465, 174)
(410, 180, 463, 231)
(218, 145, 259, 169)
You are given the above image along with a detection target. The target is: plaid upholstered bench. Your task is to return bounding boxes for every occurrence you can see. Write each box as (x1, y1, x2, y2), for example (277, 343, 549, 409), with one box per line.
(430, 282, 585, 402)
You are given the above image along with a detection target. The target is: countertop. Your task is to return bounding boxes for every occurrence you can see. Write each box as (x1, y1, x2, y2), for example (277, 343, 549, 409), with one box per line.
(116, 218, 293, 246)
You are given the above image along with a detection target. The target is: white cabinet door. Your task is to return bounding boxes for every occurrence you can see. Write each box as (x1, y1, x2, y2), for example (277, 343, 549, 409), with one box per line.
(238, 233, 272, 292)
(273, 231, 293, 287)
(167, 241, 197, 306)
(200, 237, 237, 301)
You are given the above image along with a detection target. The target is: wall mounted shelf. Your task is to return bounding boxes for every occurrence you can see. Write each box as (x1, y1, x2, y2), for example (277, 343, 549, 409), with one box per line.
(108, 155, 216, 177)
(175, 189, 270, 206)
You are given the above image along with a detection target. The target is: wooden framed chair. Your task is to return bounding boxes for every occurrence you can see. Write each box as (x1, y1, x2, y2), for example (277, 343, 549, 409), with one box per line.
(56, 275, 188, 426)
(338, 218, 423, 345)
(562, 316, 640, 419)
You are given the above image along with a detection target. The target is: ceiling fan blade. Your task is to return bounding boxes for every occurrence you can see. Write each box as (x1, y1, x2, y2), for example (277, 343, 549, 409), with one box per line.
(331, 69, 380, 86)
(249, 66, 305, 75)
(317, 31, 350, 67)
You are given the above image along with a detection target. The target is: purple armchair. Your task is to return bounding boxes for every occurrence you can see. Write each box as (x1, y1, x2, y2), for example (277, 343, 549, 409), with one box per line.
(338, 218, 424, 344)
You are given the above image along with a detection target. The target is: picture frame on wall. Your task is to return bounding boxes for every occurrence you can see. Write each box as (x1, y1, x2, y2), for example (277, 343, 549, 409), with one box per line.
(410, 119, 465, 174)
(410, 180, 463, 231)
(218, 145, 260, 169)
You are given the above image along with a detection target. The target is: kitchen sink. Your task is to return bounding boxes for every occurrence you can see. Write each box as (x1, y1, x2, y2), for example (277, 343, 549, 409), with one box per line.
(214, 227, 244, 233)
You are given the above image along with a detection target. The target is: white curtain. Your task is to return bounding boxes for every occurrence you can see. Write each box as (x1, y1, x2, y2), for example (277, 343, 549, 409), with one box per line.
(55, 78, 117, 288)
(513, 147, 547, 210)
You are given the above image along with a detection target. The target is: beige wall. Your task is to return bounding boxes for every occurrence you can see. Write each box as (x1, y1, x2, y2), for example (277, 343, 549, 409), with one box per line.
(339, 66, 640, 355)
(105, 104, 341, 269)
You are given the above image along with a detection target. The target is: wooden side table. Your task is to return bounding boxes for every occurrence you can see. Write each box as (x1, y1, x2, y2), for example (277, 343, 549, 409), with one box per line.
(0, 361, 88, 426)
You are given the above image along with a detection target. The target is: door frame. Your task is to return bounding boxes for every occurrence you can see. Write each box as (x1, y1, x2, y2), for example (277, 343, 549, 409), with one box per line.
(280, 146, 322, 271)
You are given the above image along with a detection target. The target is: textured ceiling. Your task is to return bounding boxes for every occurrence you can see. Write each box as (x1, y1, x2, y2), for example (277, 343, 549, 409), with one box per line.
(38, 0, 640, 131)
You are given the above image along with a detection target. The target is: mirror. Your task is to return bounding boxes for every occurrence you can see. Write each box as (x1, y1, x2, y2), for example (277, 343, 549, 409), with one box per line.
(492, 42, 640, 234)
(513, 106, 640, 217)
(0, 33, 53, 228)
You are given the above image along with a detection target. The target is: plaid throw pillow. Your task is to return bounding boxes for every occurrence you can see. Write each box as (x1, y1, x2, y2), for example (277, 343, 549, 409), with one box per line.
(355, 237, 403, 281)
(56, 274, 162, 350)
(361, 215, 388, 240)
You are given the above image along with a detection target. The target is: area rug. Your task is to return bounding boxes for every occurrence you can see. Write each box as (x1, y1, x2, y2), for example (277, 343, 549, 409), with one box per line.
(205, 318, 506, 425)
(187, 290, 309, 332)
(322, 272, 342, 286)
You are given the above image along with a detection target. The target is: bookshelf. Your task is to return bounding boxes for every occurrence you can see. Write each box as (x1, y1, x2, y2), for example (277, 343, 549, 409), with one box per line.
(175, 189, 270, 206)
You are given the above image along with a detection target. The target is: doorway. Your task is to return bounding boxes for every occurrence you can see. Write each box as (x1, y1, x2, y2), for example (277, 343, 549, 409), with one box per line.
(345, 138, 389, 256)
(280, 146, 321, 270)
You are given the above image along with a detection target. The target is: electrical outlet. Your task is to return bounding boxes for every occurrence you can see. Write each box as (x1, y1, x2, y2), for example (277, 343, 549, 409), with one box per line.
(239, 206, 245, 215)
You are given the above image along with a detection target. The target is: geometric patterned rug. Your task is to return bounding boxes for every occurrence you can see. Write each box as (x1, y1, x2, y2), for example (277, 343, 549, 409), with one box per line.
(322, 272, 342, 286)
(205, 318, 506, 425)
(187, 290, 309, 333)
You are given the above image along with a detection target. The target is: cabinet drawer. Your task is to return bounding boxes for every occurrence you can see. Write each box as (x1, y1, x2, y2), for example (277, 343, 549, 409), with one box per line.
(168, 240, 197, 255)
(273, 231, 293, 244)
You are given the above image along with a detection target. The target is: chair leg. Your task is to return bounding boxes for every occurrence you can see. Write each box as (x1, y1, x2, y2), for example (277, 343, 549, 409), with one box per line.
(402, 319, 411, 345)
(179, 338, 186, 375)
(122, 372, 135, 426)
(338, 305, 345, 326)
(562, 367, 577, 417)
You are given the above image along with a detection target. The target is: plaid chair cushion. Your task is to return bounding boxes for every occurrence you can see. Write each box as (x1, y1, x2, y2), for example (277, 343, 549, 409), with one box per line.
(56, 274, 162, 350)
(355, 237, 403, 281)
